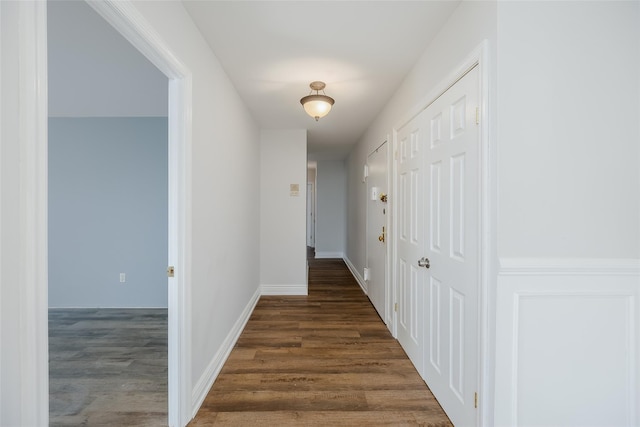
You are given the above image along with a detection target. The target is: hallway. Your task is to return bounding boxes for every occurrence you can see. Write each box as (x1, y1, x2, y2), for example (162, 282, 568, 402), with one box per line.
(189, 258, 452, 426)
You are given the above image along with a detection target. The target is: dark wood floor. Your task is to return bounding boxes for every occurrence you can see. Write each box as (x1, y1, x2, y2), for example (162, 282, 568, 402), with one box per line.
(49, 308, 168, 426)
(189, 258, 452, 426)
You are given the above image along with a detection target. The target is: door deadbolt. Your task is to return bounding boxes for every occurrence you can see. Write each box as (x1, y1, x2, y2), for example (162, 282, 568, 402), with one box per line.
(418, 257, 430, 268)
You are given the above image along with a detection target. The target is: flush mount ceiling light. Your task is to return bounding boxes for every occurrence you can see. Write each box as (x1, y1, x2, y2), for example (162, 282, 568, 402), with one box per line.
(300, 81, 335, 121)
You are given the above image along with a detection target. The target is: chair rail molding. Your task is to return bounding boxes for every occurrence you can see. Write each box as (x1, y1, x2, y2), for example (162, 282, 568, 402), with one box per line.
(499, 257, 640, 276)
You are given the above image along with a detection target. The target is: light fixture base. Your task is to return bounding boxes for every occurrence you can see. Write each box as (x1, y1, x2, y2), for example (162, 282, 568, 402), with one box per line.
(309, 81, 326, 91)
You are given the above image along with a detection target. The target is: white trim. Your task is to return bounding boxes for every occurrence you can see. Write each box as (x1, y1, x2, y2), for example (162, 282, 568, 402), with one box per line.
(499, 257, 640, 276)
(81, 2, 193, 426)
(344, 256, 368, 295)
(383, 135, 394, 331)
(191, 287, 261, 418)
(315, 251, 345, 259)
(261, 284, 308, 296)
(20, 1, 49, 424)
(476, 40, 494, 427)
(0, 1, 3, 420)
(391, 128, 399, 340)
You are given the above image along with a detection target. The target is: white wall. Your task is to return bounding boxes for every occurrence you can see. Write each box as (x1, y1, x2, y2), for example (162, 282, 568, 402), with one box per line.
(314, 159, 347, 258)
(48, 117, 168, 308)
(260, 129, 308, 295)
(497, 1, 639, 259)
(126, 0, 262, 410)
(494, 2, 640, 426)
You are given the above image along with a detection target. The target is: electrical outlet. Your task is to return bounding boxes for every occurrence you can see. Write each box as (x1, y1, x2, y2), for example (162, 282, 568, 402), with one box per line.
(120, 273, 126, 283)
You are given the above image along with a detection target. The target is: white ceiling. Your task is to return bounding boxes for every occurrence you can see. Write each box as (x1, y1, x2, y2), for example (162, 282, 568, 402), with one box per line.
(182, 1, 460, 159)
(48, 1, 461, 160)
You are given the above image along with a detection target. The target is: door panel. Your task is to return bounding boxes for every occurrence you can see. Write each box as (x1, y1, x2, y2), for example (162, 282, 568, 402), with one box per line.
(366, 143, 388, 321)
(395, 65, 480, 426)
(423, 66, 479, 427)
(429, 276, 442, 373)
(396, 123, 426, 377)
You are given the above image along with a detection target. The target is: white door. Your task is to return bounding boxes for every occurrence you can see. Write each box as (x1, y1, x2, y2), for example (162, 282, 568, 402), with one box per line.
(366, 143, 388, 321)
(396, 117, 427, 377)
(423, 66, 480, 426)
(396, 66, 480, 426)
(307, 183, 315, 247)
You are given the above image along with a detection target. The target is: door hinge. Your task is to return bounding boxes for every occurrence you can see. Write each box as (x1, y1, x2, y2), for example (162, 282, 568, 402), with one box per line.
(167, 266, 175, 278)
(475, 107, 480, 125)
(474, 392, 478, 409)
(394, 302, 398, 312)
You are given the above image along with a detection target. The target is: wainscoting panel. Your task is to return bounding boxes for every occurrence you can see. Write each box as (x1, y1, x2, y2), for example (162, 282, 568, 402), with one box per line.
(494, 258, 639, 427)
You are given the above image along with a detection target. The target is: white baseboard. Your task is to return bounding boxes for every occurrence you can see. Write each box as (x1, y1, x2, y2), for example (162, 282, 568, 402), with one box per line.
(191, 286, 261, 417)
(261, 284, 308, 296)
(343, 256, 368, 295)
(315, 251, 344, 259)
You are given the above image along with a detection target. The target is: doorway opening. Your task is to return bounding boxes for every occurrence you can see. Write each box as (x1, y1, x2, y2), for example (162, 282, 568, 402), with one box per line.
(307, 162, 317, 260)
(365, 141, 390, 326)
(35, 0, 194, 425)
(47, 1, 169, 424)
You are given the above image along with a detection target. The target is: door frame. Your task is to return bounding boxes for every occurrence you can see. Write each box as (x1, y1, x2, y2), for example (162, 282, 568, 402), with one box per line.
(365, 140, 393, 328)
(24, 1, 193, 425)
(306, 182, 315, 247)
(391, 40, 492, 425)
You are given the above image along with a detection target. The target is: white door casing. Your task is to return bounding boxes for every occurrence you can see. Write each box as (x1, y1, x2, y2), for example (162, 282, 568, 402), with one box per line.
(7, 1, 194, 425)
(366, 142, 388, 321)
(423, 65, 480, 427)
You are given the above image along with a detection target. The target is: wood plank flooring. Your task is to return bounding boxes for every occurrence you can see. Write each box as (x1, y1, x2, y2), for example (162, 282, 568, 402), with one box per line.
(49, 308, 168, 426)
(189, 258, 452, 426)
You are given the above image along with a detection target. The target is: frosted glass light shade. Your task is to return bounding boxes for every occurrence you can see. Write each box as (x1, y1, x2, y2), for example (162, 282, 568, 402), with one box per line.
(300, 94, 334, 121)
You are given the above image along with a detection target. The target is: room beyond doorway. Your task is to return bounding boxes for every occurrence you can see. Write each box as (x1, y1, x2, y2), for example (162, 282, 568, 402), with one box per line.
(47, 1, 170, 423)
(49, 309, 168, 425)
